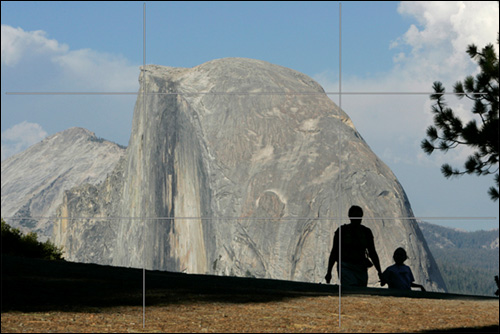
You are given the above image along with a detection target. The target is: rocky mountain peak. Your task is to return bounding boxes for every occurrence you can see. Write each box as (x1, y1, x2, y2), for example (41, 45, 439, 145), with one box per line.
(1, 127, 125, 240)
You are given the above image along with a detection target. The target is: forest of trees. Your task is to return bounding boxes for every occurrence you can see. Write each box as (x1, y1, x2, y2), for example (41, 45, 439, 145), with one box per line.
(419, 221, 499, 296)
(1, 218, 64, 261)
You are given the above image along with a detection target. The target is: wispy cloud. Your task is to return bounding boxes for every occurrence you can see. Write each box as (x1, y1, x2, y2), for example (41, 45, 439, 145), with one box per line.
(1, 24, 139, 92)
(1, 121, 48, 161)
(1, 24, 140, 160)
(1, 24, 68, 67)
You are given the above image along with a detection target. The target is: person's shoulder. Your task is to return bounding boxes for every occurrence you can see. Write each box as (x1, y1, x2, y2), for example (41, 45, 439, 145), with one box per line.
(360, 224, 374, 236)
(360, 224, 371, 231)
(337, 224, 350, 230)
(396, 264, 412, 273)
(404, 264, 413, 272)
(385, 263, 398, 271)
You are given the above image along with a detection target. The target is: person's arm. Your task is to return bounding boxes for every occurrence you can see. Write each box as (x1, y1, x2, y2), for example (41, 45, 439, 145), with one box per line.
(379, 270, 388, 287)
(325, 231, 339, 284)
(366, 230, 383, 278)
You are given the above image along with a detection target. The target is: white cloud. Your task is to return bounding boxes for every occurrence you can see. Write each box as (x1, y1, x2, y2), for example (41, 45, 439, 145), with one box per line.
(416, 137, 477, 168)
(314, 1, 499, 169)
(1, 24, 68, 67)
(1, 24, 139, 153)
(53, 48, 139, 91)
(1, 24, 139, 92)
(1, 121, 48, 161)
(395, 1, 499, 80)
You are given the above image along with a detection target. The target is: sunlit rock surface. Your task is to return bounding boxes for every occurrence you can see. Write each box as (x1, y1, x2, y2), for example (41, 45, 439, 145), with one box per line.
(53, 58, 446, 291)
(1, 127, 125, 241)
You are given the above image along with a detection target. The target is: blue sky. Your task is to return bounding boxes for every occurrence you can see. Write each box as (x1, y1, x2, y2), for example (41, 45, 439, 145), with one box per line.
(1, 1, 499, 231)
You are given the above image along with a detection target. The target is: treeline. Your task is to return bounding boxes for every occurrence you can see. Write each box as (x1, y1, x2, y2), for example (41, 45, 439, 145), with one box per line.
(1, 218, 64, 261)
(419, 221, 498, 249)
(88, 135, 127, 150)
(429, 247, 499, 272)
(430, 247, 498, 296)
(419, 221, 499, 296)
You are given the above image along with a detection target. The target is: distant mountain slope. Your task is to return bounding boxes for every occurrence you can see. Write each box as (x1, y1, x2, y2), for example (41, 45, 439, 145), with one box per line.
(419, 221, 499, 250)
(419, 221, 499, 296)
(1, 127, 126, 241)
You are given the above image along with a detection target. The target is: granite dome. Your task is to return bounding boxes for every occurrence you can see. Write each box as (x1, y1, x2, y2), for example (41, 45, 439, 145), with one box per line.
(53, 58, 446, 291)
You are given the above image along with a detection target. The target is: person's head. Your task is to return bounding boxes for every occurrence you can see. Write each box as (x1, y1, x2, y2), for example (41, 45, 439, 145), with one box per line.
(348, 205, 363, 225)
(393, 247, 407, 265)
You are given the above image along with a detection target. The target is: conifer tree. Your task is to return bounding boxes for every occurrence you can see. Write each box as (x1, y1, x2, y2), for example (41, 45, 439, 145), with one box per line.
(421, 41, 499, 201)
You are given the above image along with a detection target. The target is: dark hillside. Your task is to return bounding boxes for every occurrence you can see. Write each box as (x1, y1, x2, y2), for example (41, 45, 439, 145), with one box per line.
(419, 221, 499, 296)
(1, 254, 495, 314)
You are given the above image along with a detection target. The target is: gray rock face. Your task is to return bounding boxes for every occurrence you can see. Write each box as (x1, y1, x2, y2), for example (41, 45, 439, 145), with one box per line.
(1, 127, 125, 241)
(53, 58, 446, 291)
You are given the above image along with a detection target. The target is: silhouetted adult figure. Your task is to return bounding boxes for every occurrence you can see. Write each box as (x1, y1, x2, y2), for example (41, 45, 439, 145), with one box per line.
(325, 205, 383, 286)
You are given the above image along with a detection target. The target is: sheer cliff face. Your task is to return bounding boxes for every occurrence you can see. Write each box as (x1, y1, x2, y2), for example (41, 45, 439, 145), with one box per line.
(54, 58, 446, 291)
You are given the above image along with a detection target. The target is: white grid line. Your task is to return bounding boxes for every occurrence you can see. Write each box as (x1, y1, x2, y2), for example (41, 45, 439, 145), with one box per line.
(3, 216, 496, 221)
(142, 2, 147, 329)
(3, 2, 496, 331)
(338, 2, 343, 327)
(5, 91, 488, 96)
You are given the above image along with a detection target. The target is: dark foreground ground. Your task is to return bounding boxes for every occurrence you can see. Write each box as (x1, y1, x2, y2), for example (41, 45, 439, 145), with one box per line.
(1, 255, 498, 333)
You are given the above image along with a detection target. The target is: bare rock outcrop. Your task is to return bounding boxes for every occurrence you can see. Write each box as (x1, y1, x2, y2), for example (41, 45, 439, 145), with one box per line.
(53, 58, 446, 291)
(1, 127, 125, 241)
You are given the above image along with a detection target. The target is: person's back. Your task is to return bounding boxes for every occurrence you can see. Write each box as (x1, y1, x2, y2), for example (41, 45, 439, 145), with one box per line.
(381, 247, 425, 291)
(382, 263, 414, 290)
(337, 223, 373, 265)
(325, 205, 383, 286)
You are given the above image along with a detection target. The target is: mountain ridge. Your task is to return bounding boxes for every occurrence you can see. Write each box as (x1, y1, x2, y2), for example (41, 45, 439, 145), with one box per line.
(1, 127, 125, 241)
(418, 220, 499, 250)
(419, 220, 499, 296)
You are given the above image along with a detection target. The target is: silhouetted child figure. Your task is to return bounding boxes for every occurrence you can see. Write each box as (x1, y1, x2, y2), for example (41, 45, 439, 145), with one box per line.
(381, 247, 426, 291)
